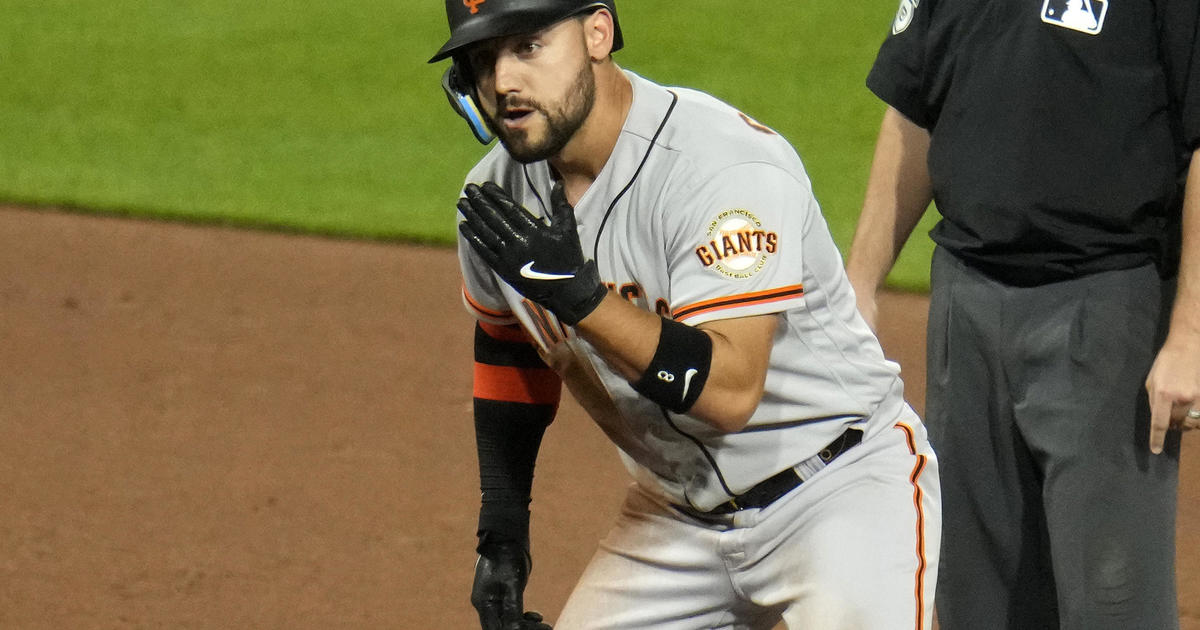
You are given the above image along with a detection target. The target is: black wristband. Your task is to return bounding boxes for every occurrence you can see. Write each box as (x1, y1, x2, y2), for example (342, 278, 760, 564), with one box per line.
(632, 318, 713, 413)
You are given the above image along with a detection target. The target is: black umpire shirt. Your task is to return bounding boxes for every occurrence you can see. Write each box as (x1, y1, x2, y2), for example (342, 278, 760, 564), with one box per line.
(867, 0, 1200, 284)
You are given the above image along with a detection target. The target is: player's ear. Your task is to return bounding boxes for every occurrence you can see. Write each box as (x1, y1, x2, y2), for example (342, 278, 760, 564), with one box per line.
(582, 9, 615, 61)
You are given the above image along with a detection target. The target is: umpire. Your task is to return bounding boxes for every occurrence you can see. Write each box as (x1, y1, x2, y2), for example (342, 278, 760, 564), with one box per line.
(846, 0, 1200, 628)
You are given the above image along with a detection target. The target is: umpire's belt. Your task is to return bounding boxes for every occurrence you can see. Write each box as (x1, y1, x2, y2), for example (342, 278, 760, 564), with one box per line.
(706, 427, 864, 515)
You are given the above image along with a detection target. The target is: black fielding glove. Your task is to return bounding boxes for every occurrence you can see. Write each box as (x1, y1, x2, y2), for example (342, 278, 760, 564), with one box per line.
(458, 182, 607, 326)
(470, 538, 553, 630)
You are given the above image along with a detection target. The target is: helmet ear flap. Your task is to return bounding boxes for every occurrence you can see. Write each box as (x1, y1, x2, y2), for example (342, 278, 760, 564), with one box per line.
(441, 61, 495, 145)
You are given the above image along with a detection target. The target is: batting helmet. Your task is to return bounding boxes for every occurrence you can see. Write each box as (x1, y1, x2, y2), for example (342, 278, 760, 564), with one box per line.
(428, 0, 623, 63)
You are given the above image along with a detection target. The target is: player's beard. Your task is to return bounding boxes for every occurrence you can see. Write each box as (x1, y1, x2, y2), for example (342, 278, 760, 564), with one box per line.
(489, 60, 596, 164)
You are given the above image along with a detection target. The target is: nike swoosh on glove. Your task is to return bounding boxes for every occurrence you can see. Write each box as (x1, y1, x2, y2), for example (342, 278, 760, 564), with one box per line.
(458, 181, 608, 326)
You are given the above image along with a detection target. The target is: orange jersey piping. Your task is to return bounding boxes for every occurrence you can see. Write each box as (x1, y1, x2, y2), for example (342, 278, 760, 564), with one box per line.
(895, 422, 930, 630)
(672, 285, 804, 322)
(463, 286, 513, 320)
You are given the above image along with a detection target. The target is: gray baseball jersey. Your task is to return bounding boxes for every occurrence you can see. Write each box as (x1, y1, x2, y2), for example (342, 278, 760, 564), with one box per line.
(457, 70, 910, 513)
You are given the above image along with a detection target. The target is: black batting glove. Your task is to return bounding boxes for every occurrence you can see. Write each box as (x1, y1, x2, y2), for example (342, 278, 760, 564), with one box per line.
(471, 538, 552, 630)
(458, 182, 607, 326)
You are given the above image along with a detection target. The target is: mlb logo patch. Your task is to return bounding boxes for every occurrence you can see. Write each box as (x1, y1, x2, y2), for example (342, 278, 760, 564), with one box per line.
(1041, 0, 1107, 35)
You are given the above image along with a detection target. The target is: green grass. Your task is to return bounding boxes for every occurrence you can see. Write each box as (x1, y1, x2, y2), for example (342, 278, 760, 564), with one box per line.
(0, 0, 935, 290)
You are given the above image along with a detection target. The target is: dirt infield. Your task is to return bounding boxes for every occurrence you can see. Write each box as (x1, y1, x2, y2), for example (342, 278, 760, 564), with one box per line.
(0, 206, 1194, 628)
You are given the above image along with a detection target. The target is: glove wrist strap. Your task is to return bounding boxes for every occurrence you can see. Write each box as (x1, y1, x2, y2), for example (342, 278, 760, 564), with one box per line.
(555, 278, 608, 326)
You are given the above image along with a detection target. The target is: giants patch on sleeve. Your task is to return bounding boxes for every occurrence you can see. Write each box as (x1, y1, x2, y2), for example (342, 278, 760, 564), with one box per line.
(694, 209, 779, 279)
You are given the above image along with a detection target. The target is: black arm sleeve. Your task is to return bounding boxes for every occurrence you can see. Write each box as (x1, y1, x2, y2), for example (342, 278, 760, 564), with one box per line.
(474, 399, 553, 550)
(472, 323, 559, 552)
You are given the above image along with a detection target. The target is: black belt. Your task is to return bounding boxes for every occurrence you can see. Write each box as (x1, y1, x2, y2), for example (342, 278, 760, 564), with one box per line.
(706, 427, 864, 515)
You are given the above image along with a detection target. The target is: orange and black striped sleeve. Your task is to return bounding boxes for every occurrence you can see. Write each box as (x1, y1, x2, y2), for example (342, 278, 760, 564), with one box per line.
(474, 321, 562, 406)
(472, 321, 561, 549)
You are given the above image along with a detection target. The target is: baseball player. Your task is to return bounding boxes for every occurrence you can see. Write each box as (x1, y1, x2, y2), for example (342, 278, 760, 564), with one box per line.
(429, 1, 941, 628)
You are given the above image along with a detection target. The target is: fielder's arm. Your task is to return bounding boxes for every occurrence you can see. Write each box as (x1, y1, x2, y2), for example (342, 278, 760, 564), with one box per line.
(571, 295, 777, 433)
(458, 182, 775, 433)
(845, 106, 934, 330)
(469, 321, 561, 629)
(470, 320, 560, 549)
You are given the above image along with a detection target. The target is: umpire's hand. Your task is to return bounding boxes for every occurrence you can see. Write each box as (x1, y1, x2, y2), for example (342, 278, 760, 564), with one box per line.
(471, 539, 553, 630)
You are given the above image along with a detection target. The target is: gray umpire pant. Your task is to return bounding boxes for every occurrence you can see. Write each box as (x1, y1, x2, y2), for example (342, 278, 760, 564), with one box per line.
(926, 247, 1180, 630)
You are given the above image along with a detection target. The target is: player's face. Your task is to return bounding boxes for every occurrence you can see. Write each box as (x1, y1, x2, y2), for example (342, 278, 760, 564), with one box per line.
(466, 19, 596, 164)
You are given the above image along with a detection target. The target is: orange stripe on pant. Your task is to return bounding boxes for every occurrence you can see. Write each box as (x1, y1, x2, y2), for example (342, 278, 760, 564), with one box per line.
(473, 363, 561, 406)
(896, 422, 930, 630)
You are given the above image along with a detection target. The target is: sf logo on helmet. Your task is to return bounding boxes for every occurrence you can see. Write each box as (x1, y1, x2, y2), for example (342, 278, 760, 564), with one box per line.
(463, 0, 486, 14)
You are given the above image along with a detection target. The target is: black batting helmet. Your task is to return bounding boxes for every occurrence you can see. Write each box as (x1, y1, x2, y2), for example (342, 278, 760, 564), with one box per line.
(428, 0, 623, 63)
